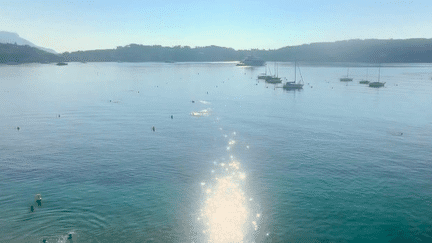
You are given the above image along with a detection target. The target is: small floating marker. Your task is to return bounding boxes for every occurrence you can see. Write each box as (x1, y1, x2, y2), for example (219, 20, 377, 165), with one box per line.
(311, 86, 313, 88)
(110, 100, 112, 102)
(35, 194, 42, 206)
(192, 100, 195, 103)
(171, 115, 173, 119)
(17, 126, 20, 130)
(58, 114, 60, 118)
(30, 205, 34, 212)
(207, 92, 208, 94)
(138, 91, 139, 93)
(152, 126, 155, 132)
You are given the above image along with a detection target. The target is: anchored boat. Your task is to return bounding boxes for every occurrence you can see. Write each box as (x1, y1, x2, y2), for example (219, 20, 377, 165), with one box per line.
(340, 68, 353, 81)
(236, 55, 265, 66)
(283, 62, 304, 90)
(369, 65, 385, 88)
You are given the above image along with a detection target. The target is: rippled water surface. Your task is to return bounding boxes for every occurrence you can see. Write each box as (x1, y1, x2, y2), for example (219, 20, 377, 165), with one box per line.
(1, 62, 432, 242)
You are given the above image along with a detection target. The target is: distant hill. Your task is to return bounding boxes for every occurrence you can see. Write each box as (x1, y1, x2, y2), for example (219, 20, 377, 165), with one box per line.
(62, 39, 432, 63)
(266, 39, 432, 63)
(0, 31, 58, 54)
(2, 34, 432, 63)
(0, 43, 62, 63)
(62, 44, 240, 62)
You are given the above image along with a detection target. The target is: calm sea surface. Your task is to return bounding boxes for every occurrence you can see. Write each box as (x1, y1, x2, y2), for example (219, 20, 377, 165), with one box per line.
(1, 62, 431, 242)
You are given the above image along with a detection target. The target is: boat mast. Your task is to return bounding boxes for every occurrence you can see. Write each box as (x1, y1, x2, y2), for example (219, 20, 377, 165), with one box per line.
(378, 64, 381, 82)
(294, 61, 297, 82)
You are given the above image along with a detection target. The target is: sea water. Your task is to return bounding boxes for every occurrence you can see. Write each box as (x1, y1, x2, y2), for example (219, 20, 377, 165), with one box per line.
(1, 62, 431, 242)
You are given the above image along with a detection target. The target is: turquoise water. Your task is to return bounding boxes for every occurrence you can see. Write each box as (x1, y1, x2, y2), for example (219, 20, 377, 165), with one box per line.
(1, 62, 431, 242)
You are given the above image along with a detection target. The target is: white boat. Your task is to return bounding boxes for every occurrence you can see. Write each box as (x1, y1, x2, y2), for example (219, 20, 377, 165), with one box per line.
(283, 62, 304, 90)
(369, 65, 385, 88)
(236, 55, 265, 66)
(340, 68, 353, 81)
(265, 62, 282, 83)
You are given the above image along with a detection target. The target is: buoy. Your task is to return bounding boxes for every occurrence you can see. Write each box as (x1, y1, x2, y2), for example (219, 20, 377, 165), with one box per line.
(152, 126, 155, 132)
(17, 127, 20, 130)
(30, 205, 34, 212)
(171, 115, 173, 119)
(192, 100, 195, 103)
(58, 115, 60, 118)
(35, 194, 42, 206)
(207, 92, 208, 94)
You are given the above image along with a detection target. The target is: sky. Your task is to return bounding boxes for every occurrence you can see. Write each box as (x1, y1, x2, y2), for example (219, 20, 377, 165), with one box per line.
(1, 0, 431, 53)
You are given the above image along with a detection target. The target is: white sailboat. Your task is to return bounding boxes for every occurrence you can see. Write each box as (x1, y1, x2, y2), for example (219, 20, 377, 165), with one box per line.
(283, 61, 304, 90)
(369, 65, 385, 88)
(340, 68, 353, 81)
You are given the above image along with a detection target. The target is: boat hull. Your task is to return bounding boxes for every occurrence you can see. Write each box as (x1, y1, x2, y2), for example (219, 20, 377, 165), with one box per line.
(369, 82, 385, 87)
(283, 83, 303, 90)
(265, 78, 282, 84)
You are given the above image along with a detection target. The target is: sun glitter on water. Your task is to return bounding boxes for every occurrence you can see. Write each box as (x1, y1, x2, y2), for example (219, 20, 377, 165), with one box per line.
(198, 135, 262, 243)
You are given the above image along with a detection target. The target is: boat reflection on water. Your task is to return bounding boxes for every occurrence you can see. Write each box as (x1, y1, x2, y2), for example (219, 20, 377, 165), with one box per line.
(197, 134, 263, 242)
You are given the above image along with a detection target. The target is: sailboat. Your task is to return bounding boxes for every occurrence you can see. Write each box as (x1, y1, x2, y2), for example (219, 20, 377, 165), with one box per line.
(369, 65, 385, 88)
(359, 68, 370, 84)
(258, 65, 272, 80)
(340, 68, 353, 81)
(265, 62, 282, 83)
(283, 61, 304, 90)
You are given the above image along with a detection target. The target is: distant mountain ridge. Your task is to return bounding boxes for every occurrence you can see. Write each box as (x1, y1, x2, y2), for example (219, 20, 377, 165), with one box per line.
(0, 31, 58, 54)
(2, 31, 432, 63)
(0, 43, 61, 63)
(62, 39, 432, 63)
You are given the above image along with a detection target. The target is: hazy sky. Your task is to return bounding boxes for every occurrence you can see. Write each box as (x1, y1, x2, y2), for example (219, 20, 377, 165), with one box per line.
(1, 0, 431, 53)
